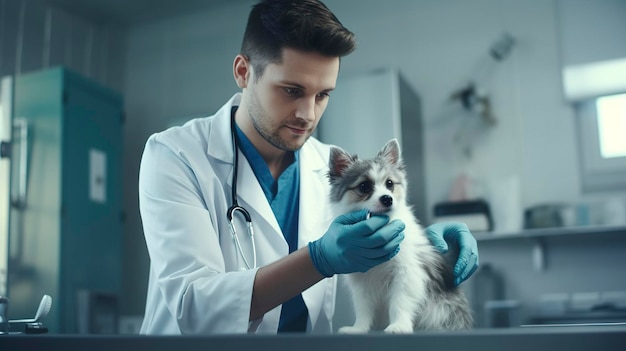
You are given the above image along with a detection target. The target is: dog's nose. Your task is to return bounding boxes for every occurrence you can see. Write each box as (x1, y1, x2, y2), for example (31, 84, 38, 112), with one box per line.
(380, 195, 393, 208)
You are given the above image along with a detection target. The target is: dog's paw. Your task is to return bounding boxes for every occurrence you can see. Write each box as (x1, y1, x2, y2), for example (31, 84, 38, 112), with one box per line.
(384, 323, 413, 334)
(338, 325, 369, 334)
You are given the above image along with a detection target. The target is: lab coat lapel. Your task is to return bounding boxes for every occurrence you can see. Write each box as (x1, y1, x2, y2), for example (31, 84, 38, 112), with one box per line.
(298, 140, 335, 330)
(235, 155, 284, 240)
(298, 142, 332, 247)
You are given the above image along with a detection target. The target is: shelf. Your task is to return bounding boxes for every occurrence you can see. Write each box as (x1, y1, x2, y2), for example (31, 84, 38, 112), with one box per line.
(474, 225, 626, 242)
(473, 225, 626, 272)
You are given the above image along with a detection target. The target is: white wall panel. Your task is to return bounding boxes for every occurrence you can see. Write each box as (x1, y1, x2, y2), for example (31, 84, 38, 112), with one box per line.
(0, 0, 125, 92)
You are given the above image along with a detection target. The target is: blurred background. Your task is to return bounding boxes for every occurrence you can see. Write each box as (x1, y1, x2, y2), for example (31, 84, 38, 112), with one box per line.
(0, 0, 625, 334)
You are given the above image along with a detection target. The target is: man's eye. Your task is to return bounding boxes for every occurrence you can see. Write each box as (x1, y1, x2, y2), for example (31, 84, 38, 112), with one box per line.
(316, 92, 330, 100)
(284, 87, 302, 97)
(358, 181, 373, 194)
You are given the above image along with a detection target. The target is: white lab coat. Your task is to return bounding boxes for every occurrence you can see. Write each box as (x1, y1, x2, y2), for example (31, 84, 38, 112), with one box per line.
(138, 93, 337, 334)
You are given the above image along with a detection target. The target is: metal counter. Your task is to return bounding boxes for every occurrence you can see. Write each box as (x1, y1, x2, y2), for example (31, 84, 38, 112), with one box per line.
(1, 325, 625, 351)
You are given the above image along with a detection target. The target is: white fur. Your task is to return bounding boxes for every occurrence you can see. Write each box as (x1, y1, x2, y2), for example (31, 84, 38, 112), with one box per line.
(329, 141, 472, 334)
(334, 199, 445, 333)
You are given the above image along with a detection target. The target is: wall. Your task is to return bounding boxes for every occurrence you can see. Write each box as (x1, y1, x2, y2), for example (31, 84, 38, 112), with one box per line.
(0, 0, 126, 91)
(557, 0, 626, 66)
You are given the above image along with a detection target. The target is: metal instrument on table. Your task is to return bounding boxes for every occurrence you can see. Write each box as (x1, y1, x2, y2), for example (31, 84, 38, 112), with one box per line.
(1, 294, 52, 334)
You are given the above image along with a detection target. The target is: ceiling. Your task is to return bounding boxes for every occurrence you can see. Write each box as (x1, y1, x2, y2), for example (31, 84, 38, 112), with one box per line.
(46, 0, 231, 24)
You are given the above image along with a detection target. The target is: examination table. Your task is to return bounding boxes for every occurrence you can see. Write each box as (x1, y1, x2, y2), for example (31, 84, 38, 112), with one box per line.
(1, 325, 625, 351)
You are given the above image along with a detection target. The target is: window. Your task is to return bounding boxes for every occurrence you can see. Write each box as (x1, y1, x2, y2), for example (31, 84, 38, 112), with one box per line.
(596, 94, 626, 158)
(577, 93, 626, 192)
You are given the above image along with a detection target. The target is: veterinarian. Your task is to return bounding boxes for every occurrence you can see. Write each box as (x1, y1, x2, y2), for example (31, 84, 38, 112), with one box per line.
(138, 0, 479, 335)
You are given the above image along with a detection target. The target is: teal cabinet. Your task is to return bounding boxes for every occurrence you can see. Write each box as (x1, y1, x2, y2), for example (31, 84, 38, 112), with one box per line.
(8, 67, 123, 333)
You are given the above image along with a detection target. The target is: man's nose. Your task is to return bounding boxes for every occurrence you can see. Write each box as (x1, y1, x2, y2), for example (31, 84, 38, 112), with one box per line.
(295, 97, 316, 122)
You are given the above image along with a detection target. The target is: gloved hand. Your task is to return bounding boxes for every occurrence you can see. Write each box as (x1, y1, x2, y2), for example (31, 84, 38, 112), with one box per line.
(309, 209, 405, 277)
(426, 222, 479, 286)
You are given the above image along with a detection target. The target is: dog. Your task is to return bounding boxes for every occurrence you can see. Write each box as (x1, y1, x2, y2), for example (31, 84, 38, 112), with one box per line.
(328, 139, 473, 333)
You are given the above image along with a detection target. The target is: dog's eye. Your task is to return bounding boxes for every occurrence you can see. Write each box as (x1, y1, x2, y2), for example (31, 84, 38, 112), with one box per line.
(386, 179, 394, 191)
(358, 181, 373, 194)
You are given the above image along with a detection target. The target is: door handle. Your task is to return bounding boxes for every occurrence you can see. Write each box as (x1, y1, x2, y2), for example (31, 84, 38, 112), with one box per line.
(11, 118, 29, 209)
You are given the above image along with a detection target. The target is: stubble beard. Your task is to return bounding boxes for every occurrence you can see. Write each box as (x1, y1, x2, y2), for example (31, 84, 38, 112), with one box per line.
(248, 93, 310, 152)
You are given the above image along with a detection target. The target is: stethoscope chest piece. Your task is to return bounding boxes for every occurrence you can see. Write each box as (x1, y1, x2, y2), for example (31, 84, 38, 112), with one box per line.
(227, 205, 257, 270)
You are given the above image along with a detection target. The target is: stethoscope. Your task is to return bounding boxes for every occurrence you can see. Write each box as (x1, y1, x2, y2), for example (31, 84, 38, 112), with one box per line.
(227, 113, 257, 270)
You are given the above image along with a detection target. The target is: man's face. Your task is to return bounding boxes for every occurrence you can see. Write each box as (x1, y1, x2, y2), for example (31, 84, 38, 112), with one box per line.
(242, 48, 340, 152)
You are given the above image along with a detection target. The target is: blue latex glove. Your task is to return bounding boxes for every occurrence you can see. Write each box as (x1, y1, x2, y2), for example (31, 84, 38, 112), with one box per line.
(309, 209, 405, 277)
(425, 222, 479, 286)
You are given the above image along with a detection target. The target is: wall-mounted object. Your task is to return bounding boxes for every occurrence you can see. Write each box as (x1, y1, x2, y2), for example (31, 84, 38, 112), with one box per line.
(449, 83, 495, 126)
(449, 32, 516, 124)
(446, 33, 516, 158)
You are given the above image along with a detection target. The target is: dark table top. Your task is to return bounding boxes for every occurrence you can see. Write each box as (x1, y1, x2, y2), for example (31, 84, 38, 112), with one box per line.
(1, 324, 626, 351)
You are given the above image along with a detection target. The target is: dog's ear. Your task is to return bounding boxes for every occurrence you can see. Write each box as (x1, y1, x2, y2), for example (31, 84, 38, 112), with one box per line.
(328, 146, 355, 178)
(378, 139, 402, 166)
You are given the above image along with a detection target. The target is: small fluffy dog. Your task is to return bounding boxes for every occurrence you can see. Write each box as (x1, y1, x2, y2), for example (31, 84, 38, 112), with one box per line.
(328, 139, 473, 333)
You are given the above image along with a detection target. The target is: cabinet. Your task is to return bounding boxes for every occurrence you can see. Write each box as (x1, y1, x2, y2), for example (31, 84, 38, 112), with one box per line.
(6, 67, 123, 333)
(318, 68, 426, 220)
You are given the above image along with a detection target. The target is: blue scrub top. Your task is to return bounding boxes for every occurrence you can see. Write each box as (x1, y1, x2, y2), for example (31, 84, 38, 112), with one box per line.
(233, 111, 309, 332)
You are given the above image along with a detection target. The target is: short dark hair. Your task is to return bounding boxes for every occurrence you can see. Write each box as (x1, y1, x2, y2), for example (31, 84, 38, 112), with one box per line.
(241, 0, 356, 79)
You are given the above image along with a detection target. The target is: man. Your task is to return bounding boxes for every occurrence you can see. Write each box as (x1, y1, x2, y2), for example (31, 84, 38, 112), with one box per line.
(139, 0, 478, 334)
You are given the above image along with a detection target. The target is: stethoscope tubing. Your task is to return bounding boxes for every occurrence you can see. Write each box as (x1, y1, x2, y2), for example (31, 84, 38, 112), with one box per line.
(227, 113, 257, 270)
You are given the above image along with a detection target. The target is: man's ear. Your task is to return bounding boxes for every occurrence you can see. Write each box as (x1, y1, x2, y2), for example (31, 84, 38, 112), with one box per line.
(233, 54, 251, 89)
